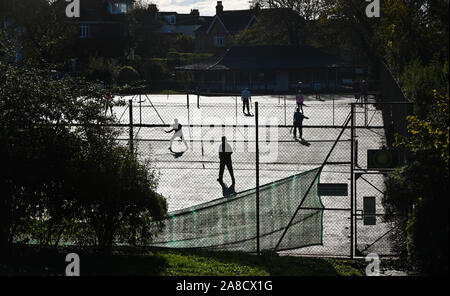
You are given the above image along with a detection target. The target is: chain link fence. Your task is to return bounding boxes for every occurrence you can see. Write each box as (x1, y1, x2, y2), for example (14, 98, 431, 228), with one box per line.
(352, 102, 412, 257)
(103, 91, 411, 257)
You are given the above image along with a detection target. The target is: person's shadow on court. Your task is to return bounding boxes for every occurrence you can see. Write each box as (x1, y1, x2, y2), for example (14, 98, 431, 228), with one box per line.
(170, 150, 186, 158)
(219, 181, 236, 198)
(296, 138, 311, 147)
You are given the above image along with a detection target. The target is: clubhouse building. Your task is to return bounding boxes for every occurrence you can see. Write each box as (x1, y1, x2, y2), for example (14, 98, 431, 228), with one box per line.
(176, 45, 360, 93)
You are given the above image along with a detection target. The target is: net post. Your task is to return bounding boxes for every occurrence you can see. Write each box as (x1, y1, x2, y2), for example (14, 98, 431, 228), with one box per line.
(129, 99, 134, 153)
(255, 102, 260, 256)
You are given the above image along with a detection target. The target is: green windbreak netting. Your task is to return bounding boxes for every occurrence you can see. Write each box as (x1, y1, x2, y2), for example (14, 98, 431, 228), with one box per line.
(149, 168, 324, 252)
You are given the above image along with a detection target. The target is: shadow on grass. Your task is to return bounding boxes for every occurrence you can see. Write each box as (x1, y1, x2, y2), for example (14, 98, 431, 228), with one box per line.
(1, 245, 362, 276)
(0, 245, 168, 276)
(158, 248, 362, 276)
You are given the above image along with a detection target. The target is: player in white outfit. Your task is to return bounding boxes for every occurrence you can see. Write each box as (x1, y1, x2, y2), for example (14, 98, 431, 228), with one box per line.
(166, 118, 188, 152)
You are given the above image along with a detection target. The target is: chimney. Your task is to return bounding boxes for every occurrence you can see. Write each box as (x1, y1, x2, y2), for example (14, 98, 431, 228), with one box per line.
(148, 4, 158, 13)
(216, 1, 223, 15)
(190, 9, 199, 17)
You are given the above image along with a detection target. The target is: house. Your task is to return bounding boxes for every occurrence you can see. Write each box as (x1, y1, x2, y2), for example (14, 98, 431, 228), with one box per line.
(194, 1, 260, 52)
(67, 0, 136, 65)
(155, 8, 212, 38)
(176, 45, 348, 93)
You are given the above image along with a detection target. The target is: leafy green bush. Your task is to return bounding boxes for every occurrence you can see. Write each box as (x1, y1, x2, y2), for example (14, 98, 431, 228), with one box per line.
(407, 194, 449, 275)
(117, 66, 140, 84)
(385, 89, 449, 275)
(78, 144, 167, 253)
(167, 52, 213, 68)
(174, 35, 195, 53)
(138, 58, 168, 82)
(85, 57, 121, 84)
(384, 150, 449, 271)
(400, 56, 449, 118)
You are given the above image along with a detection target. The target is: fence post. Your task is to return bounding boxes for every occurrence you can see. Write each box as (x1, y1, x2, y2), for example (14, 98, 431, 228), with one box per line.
(255, 102, 260, 256)
(333, 94, 335, 126)
(350, 103, 355, 259)
(187, 93, 190, 110)
(139, 94, 142, 125)
(284, 95, 287, 126)
(365, 103, 368, 127)
(129, 99, 134, 152)
(235, 96, 238, 126)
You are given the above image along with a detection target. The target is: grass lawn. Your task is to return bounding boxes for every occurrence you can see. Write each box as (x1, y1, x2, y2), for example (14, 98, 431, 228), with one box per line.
(0, 246, 364, 276)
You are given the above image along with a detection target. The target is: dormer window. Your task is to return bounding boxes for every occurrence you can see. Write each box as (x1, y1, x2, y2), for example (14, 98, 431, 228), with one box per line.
(109, 2, 129, 14)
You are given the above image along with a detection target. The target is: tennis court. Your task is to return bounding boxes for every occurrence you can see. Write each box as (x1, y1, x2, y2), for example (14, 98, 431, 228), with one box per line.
(109, 93, 399, 257)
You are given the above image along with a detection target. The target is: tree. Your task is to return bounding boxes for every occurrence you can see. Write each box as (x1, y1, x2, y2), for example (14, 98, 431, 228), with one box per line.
(249, 0, 271, 9)
(118, 65, 140, 84)
(385, 91, 449, 275)
(85, 57, 121, 84)
(270, 0, 325, 20)
(0, 55, 109, 248)
(78, 145, 167, 253)
(318, 0, 449, 274)
(0, 39, 167, 253)
(130, 3, 170, 58)
(231, 11, 292, 46)
(174, 35, 195, 53)
(0, 0, 78, 65)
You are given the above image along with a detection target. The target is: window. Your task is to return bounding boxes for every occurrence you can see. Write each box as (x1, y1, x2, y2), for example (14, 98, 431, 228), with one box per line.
(109, 2, 129, 14)
(2, 20, 11, 29)
(214, 35, 225, 47)
(166, 15, 176, 25)
(127, 48, 135, 61)
(80, 24, 90, 38)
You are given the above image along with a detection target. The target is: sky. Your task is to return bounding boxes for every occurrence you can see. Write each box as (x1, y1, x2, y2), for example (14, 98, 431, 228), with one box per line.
(146, 0, 251, 16)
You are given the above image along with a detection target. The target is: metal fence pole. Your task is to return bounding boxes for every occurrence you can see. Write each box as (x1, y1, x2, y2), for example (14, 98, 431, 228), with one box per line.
(350, 103, 355, 259)
(333, 94, 335, 126)
(129, 99, 134, 152)
(139, 94, 142, 125)
(365, 103, 368, 127)
(354, 171, 358, 255)
(235, 96, 238, 126)
(284, 95, 287, 126)
(187, 93, 190, 110)
(255, 102, 260, 256)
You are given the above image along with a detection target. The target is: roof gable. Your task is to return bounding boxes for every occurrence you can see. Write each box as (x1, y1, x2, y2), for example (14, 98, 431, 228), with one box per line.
(199, 9, 259, 35)
(245, 15, 258, 31)
(206, 15, 228, 34)
(218, 10, 256, 32)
